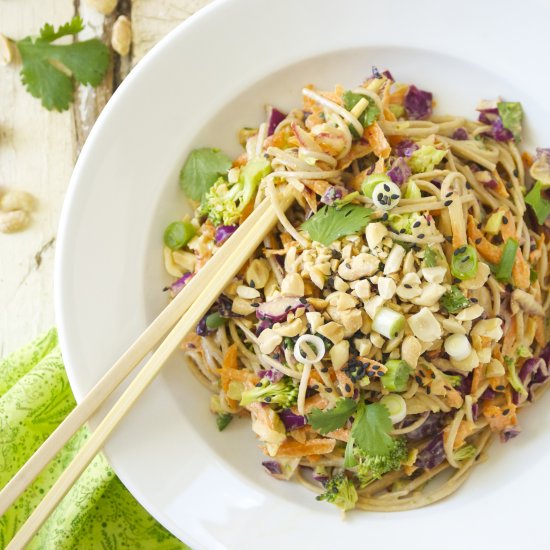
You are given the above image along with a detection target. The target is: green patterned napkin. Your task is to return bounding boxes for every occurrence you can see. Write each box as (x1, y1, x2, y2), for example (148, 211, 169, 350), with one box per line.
(0, 329, 187, 549)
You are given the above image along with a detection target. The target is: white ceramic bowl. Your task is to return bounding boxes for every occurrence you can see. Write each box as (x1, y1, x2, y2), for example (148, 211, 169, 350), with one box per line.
(56, 0, 550, 548)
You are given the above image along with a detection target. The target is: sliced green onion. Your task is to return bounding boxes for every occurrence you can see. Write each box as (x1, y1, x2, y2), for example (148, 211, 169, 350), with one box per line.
(423, 246, 440, 267)
(206, 312, 226, 330)
(451, 245, 478, 280)
(163, 221, 196, 250)
(444, 334, 472, 361)
(525, 181, 550, 225)
(372, 307, 405, 339)
(216, 413, 233, 431)
(440, 285, 469, 314)
(495, 238, 518, 282)
(361, 174, 391, 198)
(530, 267, 538, 284)
(380, 394, 407, 424)
(381, 360, 412, 392)
(505, 356, 527, 397)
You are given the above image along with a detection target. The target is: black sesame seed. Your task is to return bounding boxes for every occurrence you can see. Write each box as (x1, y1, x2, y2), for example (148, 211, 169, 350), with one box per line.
(470, 297, 478, 303)
(321, 366, 329, 373)
(456, 246, 467, 254)
(311, 384, 319, 391)
(444, 200, 452, 207)
(383, 184, 390, 192)
(502, 408, 510, 416)
(344, 383, 352, 392)
(377, 193, 384, 201)
(400, 228, 406, 234)
(251, 302, 260, 307)
(345, 263, 351, 269)
(453, 277, 462, 284)
(249, 280, 256, 288)
(496, 384, 505, 391)
(502, 216, 509, 225)
(391, 194, 399, 200)
(513, 169, 519, 177)
(415, 375, 422, 385)
(445, 236, 453, 243)
(255, 382, 263, 387)
(475, 238, 482, 244)
(466, 182, 472, 189)
(382, 212, 389, 221)
(418, 370, 425, 377)
(299, 297, 308, 304)
(418, 233, 425, 239)
(404, 283, 412, 289)
(326, 387, 333, 393)
(413, 221, 421, 228)
(426, 386, 431, 395)
(445, 191, 453, 198)
(265, 396, 272, 402)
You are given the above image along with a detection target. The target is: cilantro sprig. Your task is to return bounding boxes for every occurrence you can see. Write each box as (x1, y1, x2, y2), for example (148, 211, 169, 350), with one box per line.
(301, 204, 373, 246)
(14, 17, 110, 111)
(308, 398, 395, 456)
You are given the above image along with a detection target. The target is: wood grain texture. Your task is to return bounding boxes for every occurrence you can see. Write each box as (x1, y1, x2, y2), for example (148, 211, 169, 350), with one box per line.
(0, 0, 75, 356)
(131, 0, 211, 63)
(0, 0, 209, 356)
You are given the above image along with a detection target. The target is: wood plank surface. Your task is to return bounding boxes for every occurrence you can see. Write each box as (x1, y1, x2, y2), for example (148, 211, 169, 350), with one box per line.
(0, 0, 210, 355)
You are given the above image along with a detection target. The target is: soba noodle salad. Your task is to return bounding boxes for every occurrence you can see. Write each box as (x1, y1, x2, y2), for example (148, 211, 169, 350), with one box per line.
(162, 68, 550, 512)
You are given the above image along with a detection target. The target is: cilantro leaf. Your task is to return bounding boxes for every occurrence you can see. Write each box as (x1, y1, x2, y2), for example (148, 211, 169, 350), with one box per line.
(308, 398, 357, 435)
(39, 17, 85, 42)
(351, 402, 394, 456)
(15, 17, 110, 112)
(301, 204, 373, 246)
(440, 285, 470, 314)
(343, 91, 380, 137)
(497, 101, 523, 143)
(179, 148, 233, 201)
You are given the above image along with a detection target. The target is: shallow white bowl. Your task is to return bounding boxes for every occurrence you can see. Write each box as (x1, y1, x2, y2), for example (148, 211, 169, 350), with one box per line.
(56, 0, 550, 548)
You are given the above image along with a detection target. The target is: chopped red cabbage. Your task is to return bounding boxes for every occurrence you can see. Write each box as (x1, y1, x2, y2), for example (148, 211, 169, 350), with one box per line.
(501, 426, 521, 443)
(267, 107, 287, 136)
(414, 433, 446, 469)
(406, 413, 447, 441)
(394, 139, 418, 157)
(217, 295, 244, 318)
(404, 85, 433, 120)
(452, 127, 469, 140)
(279, 409, 307, 431)
(259, 369, 284, 383)
(382, 69, 394, 81)
(256, 297, 306, 323)
(387, 157, 411, 185)
(165, 272, 193, 296)
(262, 460, 282, 475)
(477, 107, 513, 142)
(215, 225, 237, 244)
(320, 186, 345, 205)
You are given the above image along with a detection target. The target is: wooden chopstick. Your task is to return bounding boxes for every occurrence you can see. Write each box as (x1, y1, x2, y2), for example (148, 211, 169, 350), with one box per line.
(0, 195, 273, 518)
(3, 192, 293, 548)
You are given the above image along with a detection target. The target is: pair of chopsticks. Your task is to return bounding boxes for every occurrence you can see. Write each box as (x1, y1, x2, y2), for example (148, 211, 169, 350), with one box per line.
(1, 189, 294, 549)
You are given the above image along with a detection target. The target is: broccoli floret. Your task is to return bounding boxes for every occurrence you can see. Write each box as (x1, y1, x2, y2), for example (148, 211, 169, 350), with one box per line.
(453, 444, 477, 462)
(316, 473, 358, 511)
(355, 437, 408, 487)
(199, 157, 271, 225)
(239, 377, 298, 408)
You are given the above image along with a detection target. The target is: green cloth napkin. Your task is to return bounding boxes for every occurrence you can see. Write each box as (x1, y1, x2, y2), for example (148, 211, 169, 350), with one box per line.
(0, 329, 187, 549)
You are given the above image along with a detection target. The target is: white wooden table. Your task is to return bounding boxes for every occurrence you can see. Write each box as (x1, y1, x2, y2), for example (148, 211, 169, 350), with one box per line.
(0, 0, 211, 355)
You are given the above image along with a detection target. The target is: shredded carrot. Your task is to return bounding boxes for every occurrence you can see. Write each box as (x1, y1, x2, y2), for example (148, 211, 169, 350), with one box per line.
(383, 108, 397, 122)
(470, 366, 484, 396)
(530, 234, 545, 264)
(521, 151, 533, 167)
(232, 153, 248, 167)
(490, 171, 510, 198)
(445, 420, 475, 449)
(483, 403, 517, 432)
(364, 121, 391, 159)
(502, 315, 517, 357)
(388, 83, 408, 105)
(489, 375, 508, 392)
(467, 215, 502, 263)
(535, 316, 546, 347)
(239, 201, 254, 223)
(308, 370, 323, 385)
(335, 370, 354, 397)
(274, 438, 336, 458)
